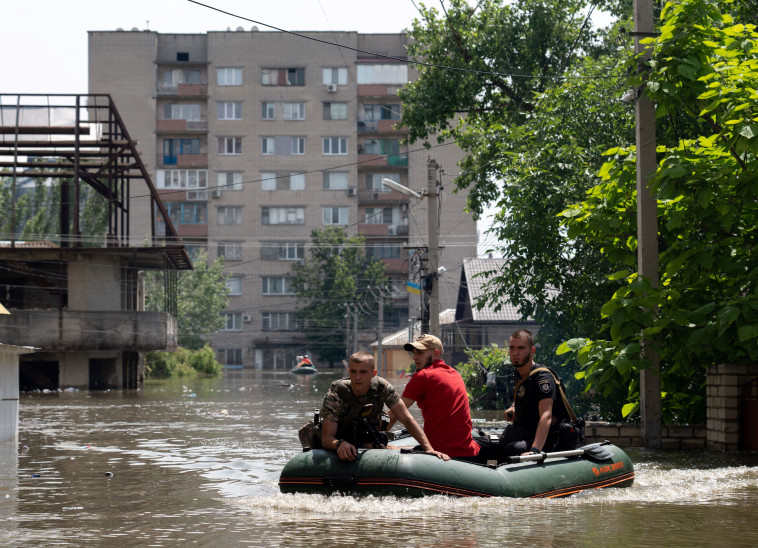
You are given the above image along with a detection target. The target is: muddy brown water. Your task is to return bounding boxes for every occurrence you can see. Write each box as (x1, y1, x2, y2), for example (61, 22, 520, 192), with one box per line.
(2, 369, 757, 547)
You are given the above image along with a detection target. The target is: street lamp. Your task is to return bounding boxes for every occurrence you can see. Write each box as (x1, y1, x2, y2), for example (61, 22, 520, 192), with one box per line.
(381, 159, 441, 337)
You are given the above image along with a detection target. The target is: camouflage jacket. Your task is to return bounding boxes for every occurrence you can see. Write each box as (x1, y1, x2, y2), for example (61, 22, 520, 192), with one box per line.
(320, 376, 400, 442)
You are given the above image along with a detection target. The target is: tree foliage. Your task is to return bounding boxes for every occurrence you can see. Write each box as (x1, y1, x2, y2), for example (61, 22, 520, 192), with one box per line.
(559, 0, 758, 424)
(1, 178, 109, 245)
(290, 227, 391, 367)
(401, 1, 634, 418)
(146, 250, 229, 350)
(145, 345, 223, 378)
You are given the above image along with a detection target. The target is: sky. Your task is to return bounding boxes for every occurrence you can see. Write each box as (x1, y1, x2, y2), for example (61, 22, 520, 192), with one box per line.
(0, 0, 501, 254)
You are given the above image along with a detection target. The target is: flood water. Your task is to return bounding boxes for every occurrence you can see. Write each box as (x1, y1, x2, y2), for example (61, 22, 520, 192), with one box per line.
(2, 369, 758, 547)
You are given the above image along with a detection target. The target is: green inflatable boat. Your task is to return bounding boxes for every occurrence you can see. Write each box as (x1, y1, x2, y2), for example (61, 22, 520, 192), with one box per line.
(279, 442, 634, 498)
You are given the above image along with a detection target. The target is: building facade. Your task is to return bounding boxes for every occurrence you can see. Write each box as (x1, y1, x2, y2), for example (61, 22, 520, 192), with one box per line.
(88, 28, 477, 369)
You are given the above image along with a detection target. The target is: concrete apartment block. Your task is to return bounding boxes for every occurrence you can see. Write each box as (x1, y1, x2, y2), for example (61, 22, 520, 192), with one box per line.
(89, 28, 477, 369)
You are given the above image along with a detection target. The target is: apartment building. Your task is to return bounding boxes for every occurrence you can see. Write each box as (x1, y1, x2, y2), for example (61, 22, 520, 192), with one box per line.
(88, 27, 477, 369)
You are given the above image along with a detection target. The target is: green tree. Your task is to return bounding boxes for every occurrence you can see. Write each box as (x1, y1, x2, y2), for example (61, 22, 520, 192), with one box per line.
(146, 250, 229, 350)
(145, 345, 222, 378)
(291, 227, 390, 367)
(400, 1, 634, 414)
(559, 0, 758, 424)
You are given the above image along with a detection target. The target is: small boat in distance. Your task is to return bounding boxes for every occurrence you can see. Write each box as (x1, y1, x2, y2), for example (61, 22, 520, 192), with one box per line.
(290, 355, 318, 375)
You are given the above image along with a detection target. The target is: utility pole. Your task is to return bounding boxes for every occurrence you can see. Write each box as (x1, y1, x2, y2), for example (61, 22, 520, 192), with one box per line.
(634, 0, 662, 449)
(376, 297, 384, 376)
(427, 158, 440, 337)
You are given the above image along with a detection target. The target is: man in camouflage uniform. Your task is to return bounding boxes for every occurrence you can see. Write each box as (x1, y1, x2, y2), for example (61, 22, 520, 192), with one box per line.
(320, 351, 449, 462)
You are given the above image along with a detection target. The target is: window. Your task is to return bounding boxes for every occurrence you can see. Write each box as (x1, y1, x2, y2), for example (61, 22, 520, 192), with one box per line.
(218, 68, 242, 86)
(157, 169, 208, 190)
(165, 202, 207, 225)
(262, 277, 295, 295)
(322, 137, 347, 155)
(283, 103, 305, 120)
(323, 172, 348, 190)
(260, 241, 305, 261)
(163, 103, 201, 121)
(222, 313, 243, 330)
(364, 207, 393, 224)
(322, 207, 348, 226)
(160, 68, 201, 86)
(218, 241, 243, 261)
(322, 67, 348, 85)
(292, 137, 305, 155)
(217, 171, 243, 191)
(356, 64, 408, 84)
(226, 277, 242, 296)
(360, 104, 401, 121)
(262, 207, 305, 225)
(218, 137, 242, 155)
(218, 102, 242, 120)
(260, 172, 305, 191)
(177, 52, 189, 62)
(289, 173, 305, 190)
(323, 102, 348, 120)
(366, 244, 402, 260)
(163, 139, 201, 156)
(262, 312, 301, 331)
(362, 139, 400, 155)
(217, 206, 242, 225)
(365, 173, 398, 192)
(261, 172, 277, 191)
(219, 348, 243, 366)
(261, 102, 275, 120)
(262, 68, 305, 86)
(261, 138, 275, 155)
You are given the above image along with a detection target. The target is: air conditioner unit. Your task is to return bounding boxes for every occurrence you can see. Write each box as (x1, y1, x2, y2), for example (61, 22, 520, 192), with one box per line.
(211, 189, 222, 198)
(326, 83, 338, 93)
(347, 187, 356, 197)
(242, 314, 252, 322)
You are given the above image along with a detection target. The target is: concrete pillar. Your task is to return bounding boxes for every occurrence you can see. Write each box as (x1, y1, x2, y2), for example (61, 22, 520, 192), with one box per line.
(0, 343, 35, 443)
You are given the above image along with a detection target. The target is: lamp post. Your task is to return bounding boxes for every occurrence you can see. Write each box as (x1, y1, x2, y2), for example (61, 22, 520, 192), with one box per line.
(382, 157, 441, 337)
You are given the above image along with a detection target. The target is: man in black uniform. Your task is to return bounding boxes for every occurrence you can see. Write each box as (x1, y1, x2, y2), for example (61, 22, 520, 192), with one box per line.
(500, 329, 570, 457)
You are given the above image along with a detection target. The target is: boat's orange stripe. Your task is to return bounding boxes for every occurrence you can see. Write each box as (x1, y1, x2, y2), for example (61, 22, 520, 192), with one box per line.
(529, 472, 636, 498)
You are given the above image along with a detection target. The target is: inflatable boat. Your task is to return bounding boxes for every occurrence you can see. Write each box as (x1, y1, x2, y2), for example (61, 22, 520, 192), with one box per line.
(279, 441, 634, 498)
(290, 365, 318, 375)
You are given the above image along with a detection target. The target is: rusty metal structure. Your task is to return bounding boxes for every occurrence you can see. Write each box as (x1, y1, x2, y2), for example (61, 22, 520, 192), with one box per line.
(0, 94, 191, 389)
(0, 94, 188, 264)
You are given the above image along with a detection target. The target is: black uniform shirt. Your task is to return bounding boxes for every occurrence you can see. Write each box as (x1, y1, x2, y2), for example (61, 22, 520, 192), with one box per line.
(512, 364, 558, 435)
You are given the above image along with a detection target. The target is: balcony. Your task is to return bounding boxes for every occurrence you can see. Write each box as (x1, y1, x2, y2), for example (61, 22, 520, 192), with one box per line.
(0, 310, 177, 351)
(156, 119, 208, 133)
(357, 153, 409, 168)
(357, 120, 402, 134)
(358, 223, 409, 237)
(357, 84, 402, 97)
(157, 82, 208, 97)
(157, 153, 207, 168)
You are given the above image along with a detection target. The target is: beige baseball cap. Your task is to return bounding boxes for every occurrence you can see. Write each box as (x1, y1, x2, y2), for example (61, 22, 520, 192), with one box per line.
(404, 334, 443, 353)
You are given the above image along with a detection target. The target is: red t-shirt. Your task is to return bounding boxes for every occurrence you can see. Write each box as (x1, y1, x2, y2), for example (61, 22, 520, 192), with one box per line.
(401, 359, 480, 457)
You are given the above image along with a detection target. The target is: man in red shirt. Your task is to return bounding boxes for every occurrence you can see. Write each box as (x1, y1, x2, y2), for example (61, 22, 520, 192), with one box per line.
(389, 334, 480, 459)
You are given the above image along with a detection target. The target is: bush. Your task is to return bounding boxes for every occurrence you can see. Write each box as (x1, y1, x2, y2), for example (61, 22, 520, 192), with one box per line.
(145, 345, 223, 378)
(457, 344, 512, 410)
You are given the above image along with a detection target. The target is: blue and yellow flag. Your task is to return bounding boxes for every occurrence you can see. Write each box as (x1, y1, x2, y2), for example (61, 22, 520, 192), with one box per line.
(406, 281, 421, 295)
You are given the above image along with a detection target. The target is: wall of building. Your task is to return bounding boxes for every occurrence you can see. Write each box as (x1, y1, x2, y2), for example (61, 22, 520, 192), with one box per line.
(89, 29, 478, 369)
(68, 255, 121, 311)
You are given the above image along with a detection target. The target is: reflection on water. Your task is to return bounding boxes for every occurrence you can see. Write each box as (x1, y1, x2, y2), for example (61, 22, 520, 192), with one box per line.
(2, 370, 757, 547)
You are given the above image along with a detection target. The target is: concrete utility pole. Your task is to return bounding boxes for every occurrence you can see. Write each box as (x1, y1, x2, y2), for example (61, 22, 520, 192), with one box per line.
(634, 0, 662, 449)
(427, 158, 440, 337)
